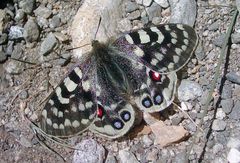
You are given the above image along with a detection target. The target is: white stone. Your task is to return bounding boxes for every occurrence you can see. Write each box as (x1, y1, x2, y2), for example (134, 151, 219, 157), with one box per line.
(143, 0, 152, 7)
(227, 148, 240, 163)
(71, 0, 124, 59)
(154, 0, 169, 8)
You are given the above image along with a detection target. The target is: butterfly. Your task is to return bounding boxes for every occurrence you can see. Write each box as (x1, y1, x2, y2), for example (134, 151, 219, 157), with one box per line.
(37, 24, 198, 139)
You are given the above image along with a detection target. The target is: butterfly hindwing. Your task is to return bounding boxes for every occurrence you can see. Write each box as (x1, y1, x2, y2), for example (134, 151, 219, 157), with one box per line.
(39, 59, 97, 137)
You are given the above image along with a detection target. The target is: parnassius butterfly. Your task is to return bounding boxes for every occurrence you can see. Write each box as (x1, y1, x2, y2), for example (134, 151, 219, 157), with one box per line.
(38, 24, 198, 139)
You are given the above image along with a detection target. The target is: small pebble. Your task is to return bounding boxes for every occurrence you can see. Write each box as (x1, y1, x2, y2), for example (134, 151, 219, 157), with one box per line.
(212, 119, 226, 131)
(143, 0, 153, 7)
(127, 10, 141, 20)
(72, 139, 105, 163)
(212, 34, 225, 47)
(226, 72, 240, 85)
(208, 21, 219, 31)
(119, 149, 139, 163)
(221, 99, 233, 114)
(14, 9, 25, 21)
(34, 5, 52, 18)
(154, 0, 169, 8)
(19, 0, 35, 14)
(142, 135, 153, 147)
(231, 32, 240, 44)
(125, 1, 139, 13)
(9, 26, 24, 40)
(39, 33, 58, 56)
(178, 80, 203, 102)
(0, 51, 7, 62)
(19, 90, 28, 99)
(105, 153, 117, 163)
(228, 100, 240, 120)
(23, 19, 40, 42)
(227, 148, 240, 163)
(49, 15, 61, 28)
(0, 33, 7, 44)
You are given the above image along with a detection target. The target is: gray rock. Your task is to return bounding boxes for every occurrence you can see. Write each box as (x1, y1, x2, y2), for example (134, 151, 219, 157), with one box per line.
(216, 108, 226, 119)
(174, 150, 187, 163)
(146, 2, 162, 21)
(4, 60, 24, 74)
(19, 0, 35, 14)
(118, 18, 132, 32)
(0, 9, 6, 34)
(212, 144, 224, 154)
(212, 119, 226, 131)
(72, 139, 105, 163)
(237, 0, 240, 13)
(146, 148, 159, 161)
(195, 40, 205, 61)
(169, 0, 196, 26)
(226, 72, 240, 84)
(152, 17, 162, 25)
(227, 148, 240, 163)
(212, 34, 225, 47)
(19, 136, 32, 148)
(185, 122, 197, 132)
(12, 44, 23, 59)
(0, 50, 7, 62)
(9, 26, 24, 40)
(0, 33, 7, 44)
(19, 90, 28, 99)
(39, 33, 58, 56)
(57, 53, 71, 66)
(228, 100, 240, 120)
(171, 115, 183, 125)
(119, 149, 139, 163)
(154, 0, 169, 8)
(136, 0, 143, 5)
(127, 10, 141, 20)
(36, 17, 49, 29)
(208, 21, 219, 31)
(227, 137, 240, 149)
(34, 5, 52, 18)
(23, 19, 40, 42)
(143, 0, 153, 7)
(221, 99, 233, 114)
(125, 1, 139, 13)
(221, 84, 232, 99)
(15, 9, 25, 21)
(231, 32, 240, 44)
(142, 135, 153, 147)
(6, 41, 14, 55)
(178, 80, 203, 102)
(105, 153, 117, 163)
(49, 15, 61, 28)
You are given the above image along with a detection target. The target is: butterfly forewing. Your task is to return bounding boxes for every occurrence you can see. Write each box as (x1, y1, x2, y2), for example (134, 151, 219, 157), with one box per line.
(39, 59, 97, 137)
(114, 24, 198, 74)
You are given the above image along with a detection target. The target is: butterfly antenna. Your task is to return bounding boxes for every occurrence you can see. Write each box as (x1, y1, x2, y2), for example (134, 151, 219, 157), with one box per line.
(94, 17, 102, 40)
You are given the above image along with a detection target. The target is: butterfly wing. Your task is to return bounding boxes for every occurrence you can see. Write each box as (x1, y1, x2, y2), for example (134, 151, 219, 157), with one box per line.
(89, 47, 177, 138)
(39, 58, 97, 137)
(114, 24, 198, 73)
(88, 53, 137, 139)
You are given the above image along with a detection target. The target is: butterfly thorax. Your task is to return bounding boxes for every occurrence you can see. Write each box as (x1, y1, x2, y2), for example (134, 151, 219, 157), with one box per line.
(92, 40, 132, 96)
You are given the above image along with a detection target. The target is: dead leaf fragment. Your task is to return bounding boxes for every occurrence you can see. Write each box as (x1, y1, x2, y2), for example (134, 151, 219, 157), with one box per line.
(150, 121, 189, 147)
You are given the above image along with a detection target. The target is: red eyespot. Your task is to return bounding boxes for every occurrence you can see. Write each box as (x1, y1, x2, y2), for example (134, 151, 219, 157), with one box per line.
(149, 70, 161, 81)
(97, 105, 104, 118)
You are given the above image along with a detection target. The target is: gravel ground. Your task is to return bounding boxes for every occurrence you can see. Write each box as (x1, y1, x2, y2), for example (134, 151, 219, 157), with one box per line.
(0, 0, 240, 163)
